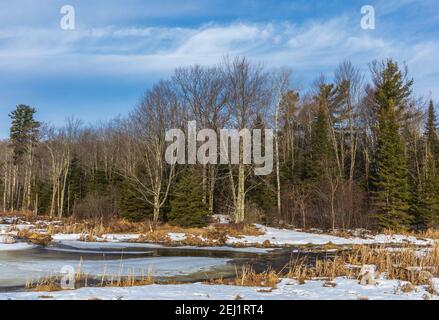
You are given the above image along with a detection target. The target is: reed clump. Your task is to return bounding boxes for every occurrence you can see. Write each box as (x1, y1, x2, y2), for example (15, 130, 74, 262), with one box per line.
(284, 244, 439, 285)
(17, 229, 52, 245)
(207, 265, 280, 288)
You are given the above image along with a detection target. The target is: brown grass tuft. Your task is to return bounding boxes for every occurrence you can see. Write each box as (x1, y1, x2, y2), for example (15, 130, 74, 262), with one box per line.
(17, 229, 52, 245)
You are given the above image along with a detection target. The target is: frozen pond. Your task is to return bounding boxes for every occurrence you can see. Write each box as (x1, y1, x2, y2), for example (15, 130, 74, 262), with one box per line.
(0, 244, 236, 288)
(0, 238, 315, 292)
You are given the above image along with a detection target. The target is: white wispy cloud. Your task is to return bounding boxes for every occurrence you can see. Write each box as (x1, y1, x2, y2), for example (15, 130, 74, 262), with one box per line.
(0, 18, 385, 71)
(0, 15, 438, 97)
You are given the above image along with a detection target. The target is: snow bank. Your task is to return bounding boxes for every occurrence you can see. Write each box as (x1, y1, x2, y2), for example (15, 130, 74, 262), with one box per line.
(168, 233, 186, 241)
(0, 226, 36, 251)
(51, 238, 271, 253)
(52, 233, 142, 242)
(227, 225, 436, 246)
(50, 224, 436, 251)
(0, 242, 37, 251)
(1, 277, 436, 300)
(0, 235, 16, 244)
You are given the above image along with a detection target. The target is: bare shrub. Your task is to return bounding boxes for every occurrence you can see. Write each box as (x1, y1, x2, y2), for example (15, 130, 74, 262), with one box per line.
(72, 193, 117, 221)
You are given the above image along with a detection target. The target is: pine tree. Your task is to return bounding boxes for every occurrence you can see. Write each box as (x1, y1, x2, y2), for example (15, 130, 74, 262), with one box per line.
(87, 167, 109, 195)
(247, 114, 276, 223)
(304, 104, 332, 180)
(369, 59, 414, 230)
(419, 100, 439, 228)
(8, 104, 40, 164)
(118, 178, 154, 221)
(406, 134, 424, 228)
(168, 167, 209, 227)
(370, 100, 411, 230)
(67, 155, 87, 214)
(372, 59, 413, 117)
(420, 151, 439, 228)
(425, 100, 439, 164)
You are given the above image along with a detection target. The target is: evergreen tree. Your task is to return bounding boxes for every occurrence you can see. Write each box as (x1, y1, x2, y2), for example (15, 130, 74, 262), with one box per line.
(419, 100, 439, 228)
(67, 155, 87, 214)
(8, 104, 40, 164)
(406, 135, 424, 228)
(425, 100, 439, 163)
(304, 103, 332, 180)
(370, 100, 411, 230)
(369, 59, 414, 230)
(168, 167, 209, 227)
(247, 114, 276, 222)
(118, 178, 154, 221)
(420, 151, 439, 228)
(279, 90, 301, 180)
(372, 59, 413, 118)
(87, 167, 110, 195)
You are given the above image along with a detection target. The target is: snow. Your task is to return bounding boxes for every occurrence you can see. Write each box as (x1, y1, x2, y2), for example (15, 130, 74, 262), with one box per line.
(0, 242, 37, 251)
(0, 224, 12, 235)
(226, 225, 437, 246)
(168, 233, 186, 241)
(1, 215, 439, 300)
(1, 277, 436, 300)
(54, 239, 165, 250)
(51, 239, 271, 253)
(52, 233, 143, 243)
(3, 214, 437, 249)
(0, 235, 15, 244)
(49, 224, 437, 252)
(0, 229, 36, 251)
(429, 278, 439, 293)
(102, 234, 144, 242)
(212, 214, 231, 224)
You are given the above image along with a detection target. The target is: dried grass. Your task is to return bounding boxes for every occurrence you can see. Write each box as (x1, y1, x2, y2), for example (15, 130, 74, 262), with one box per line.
(285, 244, 439, 286)
(207, 264, 280, 288)
(17, 229, 52, 245)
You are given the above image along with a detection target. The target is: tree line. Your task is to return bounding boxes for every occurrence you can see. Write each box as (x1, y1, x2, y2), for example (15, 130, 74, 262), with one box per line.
(0, 57, 438, 231)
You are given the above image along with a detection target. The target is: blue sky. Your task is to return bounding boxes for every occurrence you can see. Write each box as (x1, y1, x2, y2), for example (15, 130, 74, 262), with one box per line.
(0, 0, 438, 137)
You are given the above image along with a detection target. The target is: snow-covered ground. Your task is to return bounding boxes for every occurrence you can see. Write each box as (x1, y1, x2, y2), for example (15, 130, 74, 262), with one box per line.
(0, 234, 36, 251)
(2, 216, 437, 251)
(227, 225, 437, 246)
(1, 277, 437, 300)
(1, 215, 439, 300)
(51, 225, 438, 249)
(1, 222, 437, 254)
(0, 242, 37, 251)
(51, 237, 272, 253)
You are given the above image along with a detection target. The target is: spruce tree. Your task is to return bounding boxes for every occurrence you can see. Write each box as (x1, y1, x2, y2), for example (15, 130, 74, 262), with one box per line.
(406, 135, 424, 228)
(118, 178, 154, 221)
(425, 100, 439, 163)
(304, 104, 332, 180)
(67, 155, 87, 214)
(370, 100, 411, 230)
(369, 59, 414, 230)
(372, 59, 413, 117)
(168, 167, 209, 227)
(420, 100, 439, 228)
(247, 114, 276, 223)
(8, 104, 40, 164)
(420, 151, 439, 228)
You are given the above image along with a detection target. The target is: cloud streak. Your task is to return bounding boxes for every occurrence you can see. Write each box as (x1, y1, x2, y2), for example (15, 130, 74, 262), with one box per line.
(0, 18, 401, 74)
(0, 0, 438, 139)
(0, 16, 437, 90)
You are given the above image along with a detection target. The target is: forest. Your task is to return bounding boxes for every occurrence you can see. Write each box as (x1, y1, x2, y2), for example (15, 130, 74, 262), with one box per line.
(1, 56, 438, 232)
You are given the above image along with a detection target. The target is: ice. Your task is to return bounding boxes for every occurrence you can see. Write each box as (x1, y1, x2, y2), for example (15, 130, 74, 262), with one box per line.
(0, 255, 230, 287)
